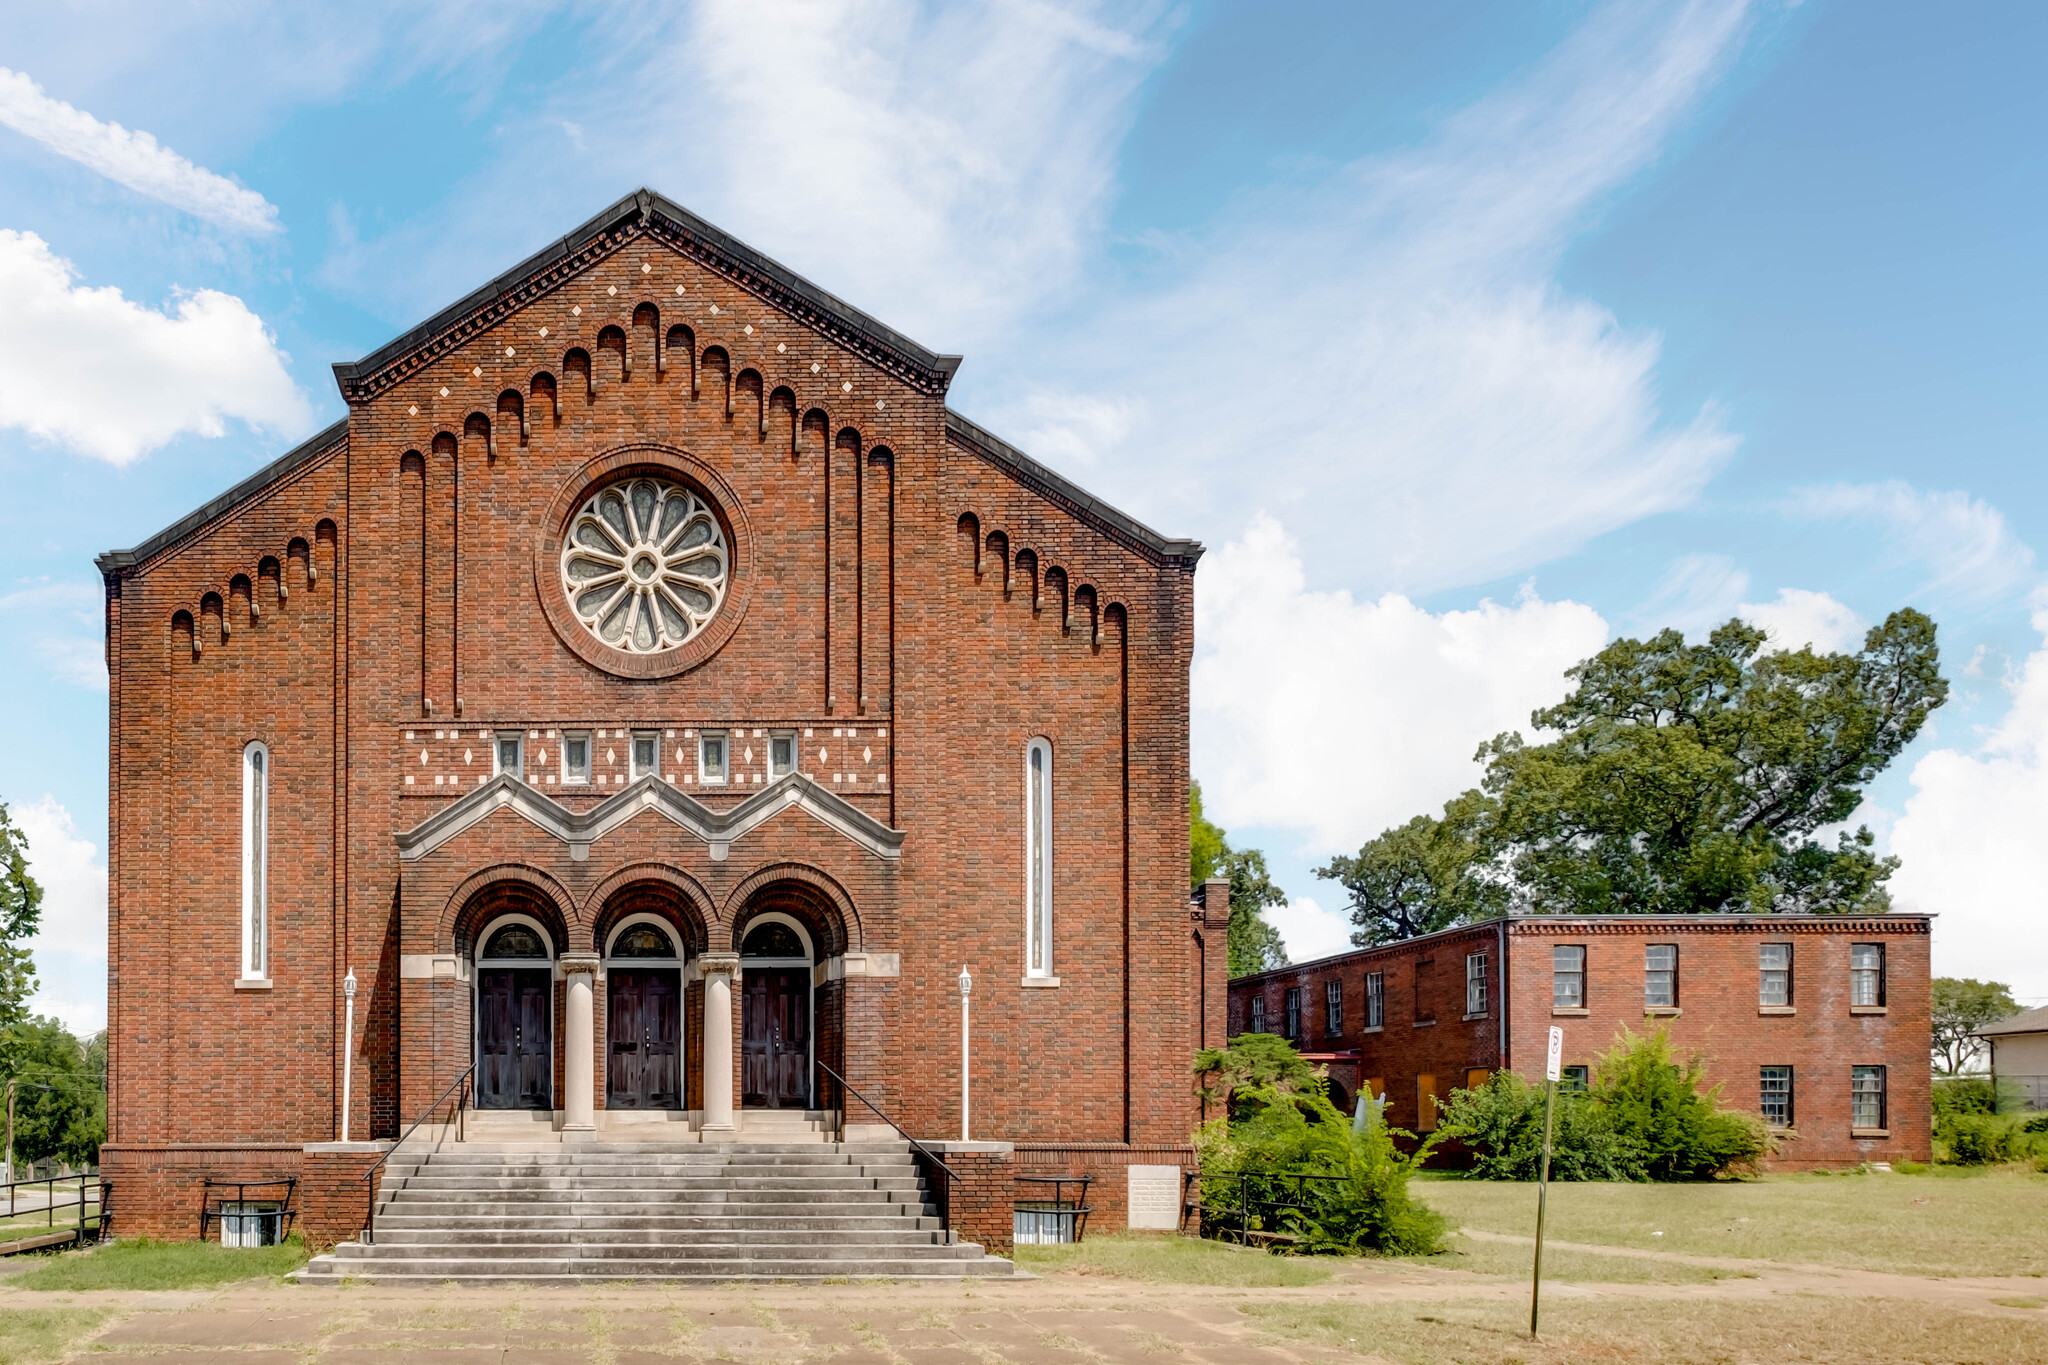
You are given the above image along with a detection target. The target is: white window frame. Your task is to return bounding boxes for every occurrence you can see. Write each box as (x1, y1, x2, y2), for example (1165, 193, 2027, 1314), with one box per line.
(1645, 943, 1678, 1009)
(1553, 945, 1585, 1008)
(1365, 971, 1384, 1029)
(769, 730, 796, 779)
(220, 1200, 283, 1247)
(1023, 737, 1055, 980)
(493, 731, 524, 780)
(241, 740, 269, 981)
(1465, 951, 1489, 1016)
(1851, 1064, 1887, 1131)
(698, 730, 728, 785)
(561, 731, 591, 785)
(1248, 995, 1265, 1034)
(1760, 942, 1792, 1008)
(1760, 1065, 1793, 1128)
(630, 730, 659, 781)
(1850, 943, 1885, 1007)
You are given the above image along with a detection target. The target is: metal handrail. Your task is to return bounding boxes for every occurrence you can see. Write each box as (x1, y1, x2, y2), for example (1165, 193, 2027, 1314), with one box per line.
(359, 1061, 475, 1244)
(814, 1060, 958, 1186)
(0, 1171, 101, 1252)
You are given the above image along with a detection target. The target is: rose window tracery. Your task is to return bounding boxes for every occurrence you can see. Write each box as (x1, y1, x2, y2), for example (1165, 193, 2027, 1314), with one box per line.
(560, 478, 729, 653)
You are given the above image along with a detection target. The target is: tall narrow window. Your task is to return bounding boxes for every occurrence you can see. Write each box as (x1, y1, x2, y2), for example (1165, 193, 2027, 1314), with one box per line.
(1465, 952, 1488, 1016)
(1365, 971, 1385, 1028)
(770, 730, 796, 778)
(1325, 980, 1343, 1036)
(241, 741, 269, 980)
(494, 732, 523, 780)
(1553, 945, 1585, 1008)
(699, 731, 728, 785)
(1760, 943, 1792, 1007)
(1645, 944, 1678, 1009)
(1283, 987, 1301, 1040)
(1852, 1065, 1887, 1130)
(632, 731, 658, 780)
(1024, 738, 1054, 978)
(1248, 995, 1265, 1034)
(1850, 943, 1885, 1007)
(562, 732, 591, 785)
(1760, 1066, 1794, 1128)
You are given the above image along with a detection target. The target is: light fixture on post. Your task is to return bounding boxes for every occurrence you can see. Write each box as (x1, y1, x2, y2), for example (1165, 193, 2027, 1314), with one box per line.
(958, 964, 973, 1142)
(341, 970, 358, 1143)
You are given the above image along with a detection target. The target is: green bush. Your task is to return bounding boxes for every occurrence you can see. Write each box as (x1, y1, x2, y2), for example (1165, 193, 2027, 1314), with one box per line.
(1933, 1076, 1997, 1120)
(2022, 1112, 2048, 1135)
(1936, 1110, 2045, 1167)
(1437, 1026, 1767, 1182)
(1434, 1071, 1641, 1181)
(1892, 1160, 1928, 1174)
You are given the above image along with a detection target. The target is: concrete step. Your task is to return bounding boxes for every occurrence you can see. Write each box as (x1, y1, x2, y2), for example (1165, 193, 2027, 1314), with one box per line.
(387, 1172, 918, 1188)
(299, 1253, 1015, 1280)
(370, 1214, 946, 1233)
(339, 1239, 987, 1263)
(368, 1226, 952, 1247)
(381, 1188, 929, 1206)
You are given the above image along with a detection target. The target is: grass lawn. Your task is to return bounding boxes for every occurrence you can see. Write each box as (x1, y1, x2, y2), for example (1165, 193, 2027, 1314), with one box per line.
(1414, 1168, 2048, 1276)
(1014, 1232, 1334, 1286)
(1413, 1230, 1735, 1283)
(1244, 1294, 2048, 1365)
(0, 1308, 109, 1365)
(6, 1235, 309, 1291)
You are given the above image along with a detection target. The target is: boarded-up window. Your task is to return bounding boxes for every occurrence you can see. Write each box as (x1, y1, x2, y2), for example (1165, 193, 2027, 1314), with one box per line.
(1416, 1074, 1438, 1132)
(1465, 1068, 1490, 1092)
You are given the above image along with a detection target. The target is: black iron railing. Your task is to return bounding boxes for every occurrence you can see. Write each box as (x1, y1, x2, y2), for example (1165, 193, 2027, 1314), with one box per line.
(1013, 1173, 1092, 1244)
(199, 1177, 297, 1244)
(0, 1172, 102, 1253)
(814, 1060, 958, 1187)
(359, 1062, 475, 1245)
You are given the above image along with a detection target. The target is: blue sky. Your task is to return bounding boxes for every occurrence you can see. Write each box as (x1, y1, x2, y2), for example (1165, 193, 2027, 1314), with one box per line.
(3, 0, 2045, 1033)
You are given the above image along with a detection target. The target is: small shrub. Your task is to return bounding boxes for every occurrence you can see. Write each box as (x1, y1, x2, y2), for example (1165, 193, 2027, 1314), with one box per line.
(1942, 1114, 2012, 1166)
(1933, 1076, 1997, 1120)
(1590, 1027, 1769, 1180)
(1893, 1160, 1928, 1174)
(1435, 1072, 1641, 1181)
(2022, 1113, 2048, 1135)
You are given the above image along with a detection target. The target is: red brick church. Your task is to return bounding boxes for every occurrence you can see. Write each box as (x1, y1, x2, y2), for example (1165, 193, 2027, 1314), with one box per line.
(97, 190, 1225, 1262)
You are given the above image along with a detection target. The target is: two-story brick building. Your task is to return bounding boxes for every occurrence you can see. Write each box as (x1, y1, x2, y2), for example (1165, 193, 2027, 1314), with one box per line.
(1228, 914, 1931, 1168)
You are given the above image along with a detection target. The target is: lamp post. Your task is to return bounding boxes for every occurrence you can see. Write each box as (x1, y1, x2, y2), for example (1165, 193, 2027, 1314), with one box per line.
(341, 970, 358, 1144)
(958, 965, 973, 1142)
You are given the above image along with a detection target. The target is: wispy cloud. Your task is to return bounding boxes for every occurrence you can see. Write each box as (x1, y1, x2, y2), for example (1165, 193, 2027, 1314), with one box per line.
(0, 230, 312, 463)
(1739, 587, 1867, 654)
(0, 66, 279, 234)
(1784, 480, 2037, 606)
(1626, 552, 1751, 637)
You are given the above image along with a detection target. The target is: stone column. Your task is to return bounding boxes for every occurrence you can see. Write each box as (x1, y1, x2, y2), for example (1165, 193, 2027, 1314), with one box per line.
(699, 952, 740, 1134)
(560, 952, 600, 1132)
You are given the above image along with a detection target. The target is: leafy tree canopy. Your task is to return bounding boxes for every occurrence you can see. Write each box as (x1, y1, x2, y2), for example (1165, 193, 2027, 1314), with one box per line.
(1318, 612, 1946, 941)
(0, 799, 45, 1078)
(1931, 977, 2019, 1076)
(1191, 782, 1289, 975)
(6, 1016, 105, 1171)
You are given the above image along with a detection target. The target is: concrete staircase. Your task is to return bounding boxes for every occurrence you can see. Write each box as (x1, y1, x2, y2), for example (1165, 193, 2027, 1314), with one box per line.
(295, 1139, 1014, 1283)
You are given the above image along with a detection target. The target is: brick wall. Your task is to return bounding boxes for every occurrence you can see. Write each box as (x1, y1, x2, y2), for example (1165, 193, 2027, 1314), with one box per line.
(923, 1141, 1014, 1258)
(1015, 1143, 1197, 1233)
(99, 1144, 303, 1241)
(298, 1142, 389, 1248)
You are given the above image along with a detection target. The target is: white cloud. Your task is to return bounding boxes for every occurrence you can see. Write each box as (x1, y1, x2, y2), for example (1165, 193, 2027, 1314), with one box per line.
(1628, 553, 1751, 637)
(1888, 607, 2048, 1004)
(985, 0, 1754, 596)
(1268, 894, 1353, 966)
(1739, 587, 1867, 654)
(1192, 514, 1609, 854)
(33, 637, 107, 691)
(14, 794, 107, 959)
(0, 66, 279, 233)
(1785, 480, 2037, 607)
(0, 230, 313, 464)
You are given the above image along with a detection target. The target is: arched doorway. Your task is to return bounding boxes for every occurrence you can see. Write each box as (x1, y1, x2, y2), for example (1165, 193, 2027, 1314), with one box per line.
(740, 916, 812, 1110)
(604, 916, 684, 1109)
(474, 915, 554, 1110)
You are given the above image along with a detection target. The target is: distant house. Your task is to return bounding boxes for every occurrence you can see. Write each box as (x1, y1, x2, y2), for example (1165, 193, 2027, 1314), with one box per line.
(1979, 1004, 2048, 1110)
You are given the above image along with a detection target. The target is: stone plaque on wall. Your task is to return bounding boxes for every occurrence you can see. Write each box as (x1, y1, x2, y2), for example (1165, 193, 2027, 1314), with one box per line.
(1126, 1164, 1181, 1231)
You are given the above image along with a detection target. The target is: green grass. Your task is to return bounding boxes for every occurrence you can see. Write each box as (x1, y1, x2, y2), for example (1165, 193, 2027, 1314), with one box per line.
(1407, 1230, 1733, 1283)
(0, 1308, 110, 1365)
(7, 1235, 309, 1291)
(1413, 1169, 2048, 1276)
(1015, 1232, 1334, 1286)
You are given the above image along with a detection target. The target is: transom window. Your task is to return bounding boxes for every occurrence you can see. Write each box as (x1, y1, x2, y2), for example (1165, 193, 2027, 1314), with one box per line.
(560, 477, 728, 654)
(1552, 945, 1585, 1008)
(1760, 943, 1792, 1007)
(742, 920, 807, 959)
(481, 924, 548, 960)
(610, 924, 677, 959)
(1645, 944, 1678, 1009)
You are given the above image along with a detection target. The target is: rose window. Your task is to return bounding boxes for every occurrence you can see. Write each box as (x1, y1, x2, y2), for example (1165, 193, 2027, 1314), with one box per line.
(560, 478, 729, 653)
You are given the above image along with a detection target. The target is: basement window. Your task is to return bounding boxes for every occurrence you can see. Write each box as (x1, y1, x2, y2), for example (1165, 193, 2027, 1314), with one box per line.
(220, 1202, 283, 1248)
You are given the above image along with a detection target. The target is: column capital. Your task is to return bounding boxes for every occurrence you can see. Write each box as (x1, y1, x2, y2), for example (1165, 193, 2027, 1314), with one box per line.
(697, 951, 741, 977)
(559, 951, 601, 976)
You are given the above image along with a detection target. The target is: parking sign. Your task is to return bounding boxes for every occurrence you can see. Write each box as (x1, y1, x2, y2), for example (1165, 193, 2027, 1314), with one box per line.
(1545, 1026, 1563, 1082)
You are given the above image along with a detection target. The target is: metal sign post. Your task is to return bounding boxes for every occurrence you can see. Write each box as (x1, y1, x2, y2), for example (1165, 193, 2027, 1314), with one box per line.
(1531, 1025, 1562, 1338)
(341, 970, 358, 1144)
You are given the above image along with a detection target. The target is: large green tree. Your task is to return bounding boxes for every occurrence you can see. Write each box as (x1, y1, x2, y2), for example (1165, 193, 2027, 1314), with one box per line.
(6, 1016, 105, 1170)
(1931, 977, 2019, 1075)
(1319, 611, 1946, 940)
(1191, 783, 1288, 975)
(0, 799, 43, 1079)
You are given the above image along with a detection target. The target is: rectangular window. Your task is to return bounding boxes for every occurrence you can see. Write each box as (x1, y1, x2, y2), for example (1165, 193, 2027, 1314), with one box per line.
(1852, 1065, 1887, 1130)
(1365, 971, 1384, 1029)
(1416, 1074, 1438, 1133)
(1248, 996, 1265, 1034)
(1284, 987, 1302, 1040)
(219, 1201, 283, 1248)
(1024, 739, 1054, 978)
(562, 732, 591, 785)
(1560, 1065, 1590, 1093)
(631, 731, 658, 780)
(494, 732, 523, 780)
(1851, 943, 1885, 1007)
(1553, 945, 1585, 1008)
(1645, 944, 1678, 1009)
(1414, 958, 1433, 1025)
(698, 731, 728, 785)
(1760, 1066, 1794, 1128)
(1757, 942, 1792, 1007)
(241, 742, 269, 980)
(1466, 952, 1488, 1016)
(770, 730, 796, 778)
(1324, 979, 1343, 1036)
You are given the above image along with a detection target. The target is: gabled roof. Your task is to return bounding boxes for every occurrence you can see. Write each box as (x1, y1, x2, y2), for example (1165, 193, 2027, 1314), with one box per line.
(333, 188, 963, 404)
(396, 770, 904, 863)
(1979, 1002, 2048, 1038)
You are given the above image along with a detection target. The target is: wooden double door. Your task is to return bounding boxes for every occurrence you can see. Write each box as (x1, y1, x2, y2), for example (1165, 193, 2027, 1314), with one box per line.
(607, 969, 683, 1109)
(476, 968, 552, 1110)
(741, 968, 811, 1109)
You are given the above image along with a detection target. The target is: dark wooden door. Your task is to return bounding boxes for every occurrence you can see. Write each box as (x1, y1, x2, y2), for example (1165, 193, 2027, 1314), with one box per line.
(607, 969, 682, 1109)
(741, 968, 810, 1109)
(477, 968, 551, 1110)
